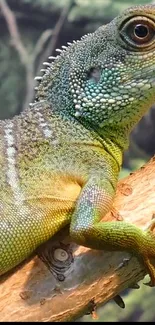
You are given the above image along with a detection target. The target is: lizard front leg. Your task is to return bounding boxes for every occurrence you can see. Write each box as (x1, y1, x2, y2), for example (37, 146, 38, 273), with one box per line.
(70, 175, 155, 286)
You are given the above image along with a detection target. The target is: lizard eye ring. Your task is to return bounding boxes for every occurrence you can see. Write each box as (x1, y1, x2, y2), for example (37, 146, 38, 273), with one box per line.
(120, 16, 155, 48)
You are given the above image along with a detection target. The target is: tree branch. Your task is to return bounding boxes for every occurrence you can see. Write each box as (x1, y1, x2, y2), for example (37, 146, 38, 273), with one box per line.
(36, 0, 74, 76)
(0, 0, 74, 111)
(33, 29, 53, 62)
(0, 0, 29, 66)
(1, 157, 155, 321)
(0, 0, 35, 111)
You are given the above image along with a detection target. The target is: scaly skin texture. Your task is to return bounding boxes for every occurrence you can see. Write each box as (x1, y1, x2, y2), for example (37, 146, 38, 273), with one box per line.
(1, 4, 155, 285)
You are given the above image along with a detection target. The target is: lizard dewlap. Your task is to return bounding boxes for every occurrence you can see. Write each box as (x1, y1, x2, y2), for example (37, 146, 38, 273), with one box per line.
(0, 5, 155, 286)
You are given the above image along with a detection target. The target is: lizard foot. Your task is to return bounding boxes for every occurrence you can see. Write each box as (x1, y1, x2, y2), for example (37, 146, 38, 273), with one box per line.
(142, 218, 155, 287)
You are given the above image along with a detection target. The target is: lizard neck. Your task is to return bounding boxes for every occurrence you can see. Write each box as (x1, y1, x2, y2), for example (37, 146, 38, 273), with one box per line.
(75, 120, 128, 169)
(35, 50, 74, 117)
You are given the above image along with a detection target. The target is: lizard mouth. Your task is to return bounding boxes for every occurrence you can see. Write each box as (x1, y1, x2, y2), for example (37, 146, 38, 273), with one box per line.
(120, 64, 155, 87)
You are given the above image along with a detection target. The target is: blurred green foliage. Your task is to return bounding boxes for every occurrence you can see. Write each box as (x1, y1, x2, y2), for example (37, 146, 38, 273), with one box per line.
(68, 0, 152, 22)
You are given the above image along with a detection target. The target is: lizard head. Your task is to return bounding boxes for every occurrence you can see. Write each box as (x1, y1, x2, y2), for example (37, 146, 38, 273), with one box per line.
(35, 5, 155, 135)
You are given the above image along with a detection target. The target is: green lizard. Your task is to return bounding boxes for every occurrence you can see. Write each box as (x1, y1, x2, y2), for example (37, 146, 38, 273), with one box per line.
(1, 4, 155, 286)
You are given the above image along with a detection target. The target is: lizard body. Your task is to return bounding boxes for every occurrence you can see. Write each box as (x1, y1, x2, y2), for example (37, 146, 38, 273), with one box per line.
(1, 4, 155, 285)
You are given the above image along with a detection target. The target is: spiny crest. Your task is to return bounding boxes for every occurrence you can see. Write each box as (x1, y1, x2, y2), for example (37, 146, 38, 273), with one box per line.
(29, 33, 91, 107)
(31, 41, 75, 102)
(81, 33, 91, 40)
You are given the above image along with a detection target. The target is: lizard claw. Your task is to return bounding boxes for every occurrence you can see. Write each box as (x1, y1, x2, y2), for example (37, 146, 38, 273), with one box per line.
(113, 295, 125, 309)
(111, 208, 123, 221)
(145, 215, 155, 232)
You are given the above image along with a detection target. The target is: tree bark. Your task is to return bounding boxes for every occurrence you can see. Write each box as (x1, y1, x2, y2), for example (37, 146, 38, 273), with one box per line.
(0, 157, 155, 322)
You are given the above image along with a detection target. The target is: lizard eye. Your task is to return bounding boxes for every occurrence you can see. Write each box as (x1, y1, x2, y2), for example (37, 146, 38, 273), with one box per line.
(134, 24, 149, 40)
(120, 16, 155, 48)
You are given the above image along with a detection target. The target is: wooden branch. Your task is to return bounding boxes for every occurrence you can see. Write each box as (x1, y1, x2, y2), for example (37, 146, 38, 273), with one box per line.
(1, 157, 155, 322)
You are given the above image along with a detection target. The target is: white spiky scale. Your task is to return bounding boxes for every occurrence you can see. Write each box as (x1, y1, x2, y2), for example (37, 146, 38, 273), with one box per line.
(74, 111, 81, 117)
(61, 45, 68, 50)
(48, 56, 56, 60)
(81, 33, 89, 40)
(36, 109, 57, 141)
(4, 123, 25, 204)
(34, 76, 42, 81)
(43, 62, 51, 67)
(56, 49, 62, 53)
